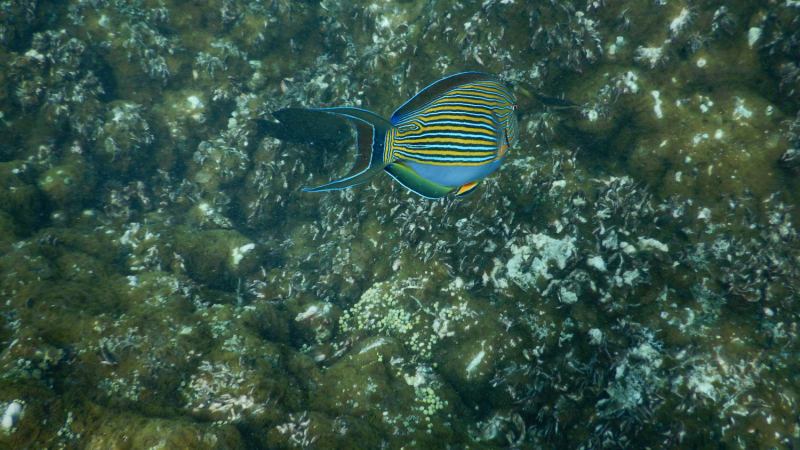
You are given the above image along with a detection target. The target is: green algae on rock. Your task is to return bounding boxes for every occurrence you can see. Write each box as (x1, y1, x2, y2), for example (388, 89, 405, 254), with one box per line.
(0, 0, 799, 449)
(38, 159, 95, 211)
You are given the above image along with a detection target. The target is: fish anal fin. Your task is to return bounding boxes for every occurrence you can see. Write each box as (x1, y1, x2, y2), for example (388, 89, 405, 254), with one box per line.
(385, 162, 454, 199)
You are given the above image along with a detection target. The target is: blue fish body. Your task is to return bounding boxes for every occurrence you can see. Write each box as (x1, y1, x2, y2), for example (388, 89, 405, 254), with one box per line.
(278, 72, 518, 199)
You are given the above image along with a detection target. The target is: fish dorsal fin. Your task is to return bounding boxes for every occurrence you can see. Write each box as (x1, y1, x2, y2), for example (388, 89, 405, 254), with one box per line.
(303, 107, 392, 192)
(391, 72, 497, 125)
(384, 162, 454, 199)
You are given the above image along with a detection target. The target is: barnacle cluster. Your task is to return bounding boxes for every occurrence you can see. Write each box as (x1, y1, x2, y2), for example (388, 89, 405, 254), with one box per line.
(1, 0, 799, 449)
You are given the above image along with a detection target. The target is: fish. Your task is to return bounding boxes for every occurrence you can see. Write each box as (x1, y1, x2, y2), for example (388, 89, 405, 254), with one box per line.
(261, 72, 518, 199)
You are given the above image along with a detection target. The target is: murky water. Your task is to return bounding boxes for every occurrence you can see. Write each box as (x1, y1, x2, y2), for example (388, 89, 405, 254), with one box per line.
(1, 0, 799, 448)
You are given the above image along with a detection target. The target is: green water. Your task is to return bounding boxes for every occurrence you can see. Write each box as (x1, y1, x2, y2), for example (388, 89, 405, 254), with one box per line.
(1, 0, 799, 448)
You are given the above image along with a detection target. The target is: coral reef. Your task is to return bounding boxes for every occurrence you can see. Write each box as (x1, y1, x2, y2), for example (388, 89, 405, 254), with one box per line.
(1, 0, 799, 449)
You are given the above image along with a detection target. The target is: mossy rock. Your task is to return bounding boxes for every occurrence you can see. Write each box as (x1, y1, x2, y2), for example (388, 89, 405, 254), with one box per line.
(85, 413, 244, 450)
(0, 161, 44, 232)
(172, 226, 261, 290)
(38, 159, 95, 210)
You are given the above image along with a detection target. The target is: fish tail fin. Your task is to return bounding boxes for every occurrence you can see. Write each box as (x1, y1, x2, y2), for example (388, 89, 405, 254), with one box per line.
(249, 108, 353, 144)
(303, 107, 391, 192)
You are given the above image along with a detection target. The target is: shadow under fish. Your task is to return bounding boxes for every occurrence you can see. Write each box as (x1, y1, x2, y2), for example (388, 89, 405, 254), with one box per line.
(254, 72, 519, 199)
(251, 108, 353, 146)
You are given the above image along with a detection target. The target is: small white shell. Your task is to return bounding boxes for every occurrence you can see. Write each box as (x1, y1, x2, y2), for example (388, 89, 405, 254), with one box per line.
(1, 401, 23, 431)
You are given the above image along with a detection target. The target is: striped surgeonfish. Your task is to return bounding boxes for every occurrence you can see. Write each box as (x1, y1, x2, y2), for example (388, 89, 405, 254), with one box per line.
(264, 72, 518, 199)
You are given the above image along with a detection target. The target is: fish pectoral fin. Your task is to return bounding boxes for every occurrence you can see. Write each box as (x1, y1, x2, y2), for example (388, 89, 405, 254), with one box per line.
(303, 107, 392, 192)
(490, 111, 504, 155)
(455, 181, 481, 197)
(384, 162, 454, 199)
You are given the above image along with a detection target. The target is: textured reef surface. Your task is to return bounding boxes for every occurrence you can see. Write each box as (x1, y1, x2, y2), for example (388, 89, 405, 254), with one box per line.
(1, 0, 800, 449)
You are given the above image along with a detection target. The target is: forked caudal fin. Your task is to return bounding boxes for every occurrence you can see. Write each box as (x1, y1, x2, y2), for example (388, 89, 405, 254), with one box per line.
(302, 107, 392, 192)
